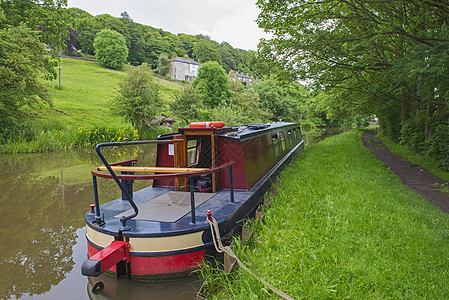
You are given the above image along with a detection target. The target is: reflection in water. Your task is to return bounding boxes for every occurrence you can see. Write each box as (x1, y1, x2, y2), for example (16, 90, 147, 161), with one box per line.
(0, 129, 340, 299)
(88, 275, 202, 300)
(0, 145, 196, 300)
(302, 127, 345, 146)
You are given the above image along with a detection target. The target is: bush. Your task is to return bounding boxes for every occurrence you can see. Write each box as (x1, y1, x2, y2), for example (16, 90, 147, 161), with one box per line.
(111, 63, 161, 130)
(400, 117, 426, 153)
(209, 104, 248, 127)
(94, 29, 128, 69)
(428, 124, 449, 170)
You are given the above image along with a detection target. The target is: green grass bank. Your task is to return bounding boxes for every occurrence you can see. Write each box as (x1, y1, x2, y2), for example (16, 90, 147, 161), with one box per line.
(1, 58, 182, 153)
(201, 129, 449, 299)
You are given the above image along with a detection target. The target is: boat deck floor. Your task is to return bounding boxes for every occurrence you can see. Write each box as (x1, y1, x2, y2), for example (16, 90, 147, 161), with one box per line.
(91, 186, 253, 237)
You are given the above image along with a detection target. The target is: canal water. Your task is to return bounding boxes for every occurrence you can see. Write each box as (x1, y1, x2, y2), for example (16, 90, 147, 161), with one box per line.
(0, 145, 202, 300)
(0, 128, 341, 299)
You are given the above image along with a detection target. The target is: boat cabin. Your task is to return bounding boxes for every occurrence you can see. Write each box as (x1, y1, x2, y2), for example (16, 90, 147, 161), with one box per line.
(82, 122, 304, 279)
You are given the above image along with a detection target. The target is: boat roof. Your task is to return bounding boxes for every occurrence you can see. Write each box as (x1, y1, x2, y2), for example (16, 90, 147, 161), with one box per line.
(156, 122, 300, 141)
(218, 122, 300, 141)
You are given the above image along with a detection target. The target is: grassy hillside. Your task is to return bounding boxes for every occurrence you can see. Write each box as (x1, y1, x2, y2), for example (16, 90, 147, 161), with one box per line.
(41, 58, 182, 129)
(1, 58, 183, 153)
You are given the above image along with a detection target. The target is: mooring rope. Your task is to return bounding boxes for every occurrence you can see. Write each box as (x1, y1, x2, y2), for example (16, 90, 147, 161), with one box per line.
(207, 216, 296, 300)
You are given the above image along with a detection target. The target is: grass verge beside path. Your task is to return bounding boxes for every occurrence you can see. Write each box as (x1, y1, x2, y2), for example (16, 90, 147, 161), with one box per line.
(202, 129, 449, 299)
(377, 133, 449, 183)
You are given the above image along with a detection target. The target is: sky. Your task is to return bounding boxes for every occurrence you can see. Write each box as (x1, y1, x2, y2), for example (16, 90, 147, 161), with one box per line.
(67, 0, 266, 51)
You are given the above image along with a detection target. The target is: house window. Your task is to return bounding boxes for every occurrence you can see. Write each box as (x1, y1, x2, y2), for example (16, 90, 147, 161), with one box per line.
(272, 134, 280, 158)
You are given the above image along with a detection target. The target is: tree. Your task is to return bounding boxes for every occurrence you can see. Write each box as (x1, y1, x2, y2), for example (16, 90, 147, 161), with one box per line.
(111, 63, 161, 130)
(158, 53, 171, 76)
(256, 0, 449, 167)
(170, 86, 203, 124)
(94, 28, 128, 69)
(0, 0, 71, 54)
(0, 8, 56, 133)
(192, 61, 233, 108)
(192, 41, 221, 63)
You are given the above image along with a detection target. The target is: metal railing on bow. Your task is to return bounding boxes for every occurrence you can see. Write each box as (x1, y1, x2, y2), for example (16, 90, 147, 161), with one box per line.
(91, 140, 235, 232)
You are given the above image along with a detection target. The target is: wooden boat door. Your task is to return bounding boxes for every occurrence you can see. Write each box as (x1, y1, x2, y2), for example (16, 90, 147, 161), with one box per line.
(173, 129, 217, 192)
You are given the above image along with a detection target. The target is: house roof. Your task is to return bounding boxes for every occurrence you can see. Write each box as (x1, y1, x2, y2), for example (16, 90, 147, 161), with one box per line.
(172, 57, 201, 66)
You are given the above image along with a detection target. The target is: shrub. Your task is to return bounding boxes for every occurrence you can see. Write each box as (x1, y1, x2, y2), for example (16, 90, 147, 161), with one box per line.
(428, 124, 449, 170)
(111, 63, 161, 130)
(400, 117, 426, 153)
(94, 29, 128, 69)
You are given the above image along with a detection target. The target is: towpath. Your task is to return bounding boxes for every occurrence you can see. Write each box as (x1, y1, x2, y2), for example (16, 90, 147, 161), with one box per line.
(362, 130, 449, 213)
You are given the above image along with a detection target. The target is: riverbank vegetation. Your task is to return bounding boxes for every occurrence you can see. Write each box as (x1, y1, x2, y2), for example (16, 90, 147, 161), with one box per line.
(200, 129, 449, 299)
(257, 1, 449, 171)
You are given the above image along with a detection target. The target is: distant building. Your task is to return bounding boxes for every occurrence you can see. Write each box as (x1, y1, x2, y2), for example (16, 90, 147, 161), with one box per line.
(169, 57, 201, 82)
(234, 71, 255, 85)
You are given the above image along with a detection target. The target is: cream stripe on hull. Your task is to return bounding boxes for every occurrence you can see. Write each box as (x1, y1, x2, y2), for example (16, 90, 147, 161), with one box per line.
(86, 226, 205, 253)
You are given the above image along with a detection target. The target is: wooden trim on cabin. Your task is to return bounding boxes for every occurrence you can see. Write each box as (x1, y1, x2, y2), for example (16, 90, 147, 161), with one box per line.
(211, 134, 216, 192)
(97, 166, 208, 173)
(174, 135, 187, 191)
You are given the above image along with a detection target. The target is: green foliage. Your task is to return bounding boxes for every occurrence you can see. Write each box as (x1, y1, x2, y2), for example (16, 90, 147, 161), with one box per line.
(94, 28, 128, 69)
(193, 61, 232, 108)
(67, 9, 254, 73)
(233, 87, 272, 123)
(400, 116, 426, 153)
(253, 78, 301, 121)
(157, 53, 171, 76)
(256, 0, 449, 165)
(111, 63, 161, 130)
(0, 1, 71, 141)
(170, 86, 203, 123)
(193, 41, 221, 63)
(0, 0, 71, 55)
(428, 124, 449, 171)
(1, 125, 138, 153)
(0, 23, 52, 133)
(208, 104, 249, 127)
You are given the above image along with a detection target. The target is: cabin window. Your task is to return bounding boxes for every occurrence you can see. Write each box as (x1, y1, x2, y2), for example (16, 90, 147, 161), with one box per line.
(272, 135, 280, 158)
(187, 139, 199, 166)
(287, 130, 292, 147)
(279, 132, 286, 152)
(297, 126, 302, 139)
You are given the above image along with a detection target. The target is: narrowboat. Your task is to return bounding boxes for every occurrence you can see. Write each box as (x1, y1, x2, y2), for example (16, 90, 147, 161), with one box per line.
(81, 122, 304, 280)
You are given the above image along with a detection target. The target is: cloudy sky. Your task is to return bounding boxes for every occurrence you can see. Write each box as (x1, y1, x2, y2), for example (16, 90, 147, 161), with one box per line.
(67, 0, 266, 51)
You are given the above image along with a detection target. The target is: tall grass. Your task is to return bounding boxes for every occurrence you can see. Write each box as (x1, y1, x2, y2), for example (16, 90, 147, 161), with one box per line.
(1, 126, 139, 153)
(200, 130, 449, 299)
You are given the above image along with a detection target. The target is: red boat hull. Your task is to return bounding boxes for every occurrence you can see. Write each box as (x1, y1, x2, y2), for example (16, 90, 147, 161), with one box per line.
(87, 243, 206, 278)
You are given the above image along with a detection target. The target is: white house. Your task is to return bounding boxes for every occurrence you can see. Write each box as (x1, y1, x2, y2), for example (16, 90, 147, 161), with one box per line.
(169, 57, 201, 82)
